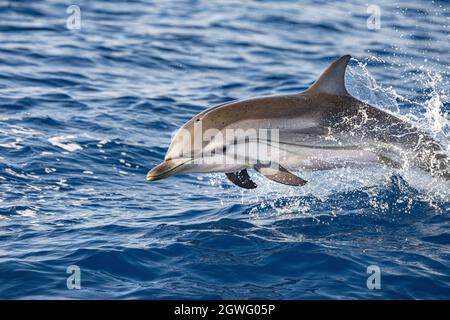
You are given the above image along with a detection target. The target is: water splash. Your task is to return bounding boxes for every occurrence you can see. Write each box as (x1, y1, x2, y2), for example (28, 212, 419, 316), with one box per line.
(347, 57, 449, 201)
(206, 58, 450, 217)
(348, 57, 449, 146)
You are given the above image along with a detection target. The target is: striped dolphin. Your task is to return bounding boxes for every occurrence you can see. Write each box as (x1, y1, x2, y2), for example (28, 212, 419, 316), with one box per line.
(147, 55, 448, 188)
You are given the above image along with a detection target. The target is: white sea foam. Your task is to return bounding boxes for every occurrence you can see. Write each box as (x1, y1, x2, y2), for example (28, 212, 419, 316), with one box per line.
(48, 135, 83, 152)
(16, 208, 37, 218)
(97, 139, 110, 148)
(0, 138, 23, 149)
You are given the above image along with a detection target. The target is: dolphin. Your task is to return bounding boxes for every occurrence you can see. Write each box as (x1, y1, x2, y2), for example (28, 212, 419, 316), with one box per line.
(147, 55, 448, 188)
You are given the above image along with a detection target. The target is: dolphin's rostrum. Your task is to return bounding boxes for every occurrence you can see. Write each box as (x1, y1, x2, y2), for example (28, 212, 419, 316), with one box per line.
(147, 55, 448, 188)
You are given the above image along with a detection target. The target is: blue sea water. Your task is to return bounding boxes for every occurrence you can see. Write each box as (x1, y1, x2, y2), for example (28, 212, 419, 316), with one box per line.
(0, 0, 449, 299)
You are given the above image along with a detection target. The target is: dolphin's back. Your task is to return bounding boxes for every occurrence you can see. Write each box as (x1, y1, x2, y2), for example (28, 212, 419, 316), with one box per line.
(322, 94, 449, 179)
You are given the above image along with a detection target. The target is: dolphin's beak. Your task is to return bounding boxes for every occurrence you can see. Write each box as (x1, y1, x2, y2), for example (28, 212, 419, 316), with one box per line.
(146, 159, 191, 181)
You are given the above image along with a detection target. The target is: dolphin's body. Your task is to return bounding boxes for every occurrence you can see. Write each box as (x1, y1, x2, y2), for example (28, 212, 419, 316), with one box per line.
(147, 55, 448, 188)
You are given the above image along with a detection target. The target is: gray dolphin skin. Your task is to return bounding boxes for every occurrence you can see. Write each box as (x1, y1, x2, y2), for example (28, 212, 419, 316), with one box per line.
(147, 55, 449, 188)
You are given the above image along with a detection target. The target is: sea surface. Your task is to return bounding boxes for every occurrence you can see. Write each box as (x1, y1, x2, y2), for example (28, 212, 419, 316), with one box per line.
(0, 0, 449, 299)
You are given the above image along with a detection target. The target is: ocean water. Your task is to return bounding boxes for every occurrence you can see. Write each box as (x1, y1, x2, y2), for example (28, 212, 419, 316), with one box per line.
(0, 0, 449, 299)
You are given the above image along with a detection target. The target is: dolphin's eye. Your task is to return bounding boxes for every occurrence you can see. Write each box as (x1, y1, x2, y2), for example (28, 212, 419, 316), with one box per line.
(222, 146, 227, 153)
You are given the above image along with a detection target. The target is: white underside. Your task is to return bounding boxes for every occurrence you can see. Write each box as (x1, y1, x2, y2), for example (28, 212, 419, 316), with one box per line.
(279, 143, 380, 170)
(182, 141, 382, 174)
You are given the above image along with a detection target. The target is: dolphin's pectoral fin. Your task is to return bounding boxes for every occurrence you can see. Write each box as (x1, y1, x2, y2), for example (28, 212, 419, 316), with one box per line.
(254, 163, 307, 186)
(225, 170, 257, 189)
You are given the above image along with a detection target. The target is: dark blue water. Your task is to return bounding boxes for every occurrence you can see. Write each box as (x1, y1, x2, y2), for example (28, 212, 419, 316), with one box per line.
(0, 0, 449, 299)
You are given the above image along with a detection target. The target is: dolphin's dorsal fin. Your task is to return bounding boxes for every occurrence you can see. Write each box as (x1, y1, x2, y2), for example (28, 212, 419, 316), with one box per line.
(307, 55, 351, 96)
